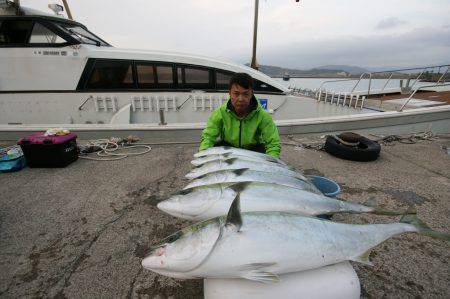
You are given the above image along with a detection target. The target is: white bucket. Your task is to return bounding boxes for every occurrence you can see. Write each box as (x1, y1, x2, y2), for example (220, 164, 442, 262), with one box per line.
(204, 262, 360, 299)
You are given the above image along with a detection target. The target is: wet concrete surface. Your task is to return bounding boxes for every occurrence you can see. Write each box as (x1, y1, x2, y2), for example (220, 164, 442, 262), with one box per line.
(0, 137, 449, 298)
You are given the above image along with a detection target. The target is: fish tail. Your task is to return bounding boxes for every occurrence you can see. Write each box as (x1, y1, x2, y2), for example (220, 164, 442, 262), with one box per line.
(372, 206, 416, 216)
(365, 197, 416, 216)
(400, 213, 450, 241)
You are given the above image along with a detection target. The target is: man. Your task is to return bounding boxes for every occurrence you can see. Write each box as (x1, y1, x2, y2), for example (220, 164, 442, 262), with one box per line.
(199, 72, 281, 157)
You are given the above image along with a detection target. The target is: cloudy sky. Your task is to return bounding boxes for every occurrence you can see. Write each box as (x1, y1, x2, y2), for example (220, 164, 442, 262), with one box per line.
(22, 0, 450, 70)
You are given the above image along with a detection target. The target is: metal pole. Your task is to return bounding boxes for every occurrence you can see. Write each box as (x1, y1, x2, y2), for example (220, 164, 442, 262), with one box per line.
(250, 0, 259, 70)
(61, 0, 73, 20)
(158, 109, 167, 125)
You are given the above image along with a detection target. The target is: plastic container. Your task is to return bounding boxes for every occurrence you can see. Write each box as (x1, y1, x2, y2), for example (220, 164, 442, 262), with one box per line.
(307, 175, 341, 197)
(17, 132, 78, 168)
(204, 261, 360, 299)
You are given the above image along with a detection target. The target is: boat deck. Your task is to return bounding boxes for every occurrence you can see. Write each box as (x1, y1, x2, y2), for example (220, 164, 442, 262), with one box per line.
(364, 91, 450, 111)
(1, 136, 449, 298)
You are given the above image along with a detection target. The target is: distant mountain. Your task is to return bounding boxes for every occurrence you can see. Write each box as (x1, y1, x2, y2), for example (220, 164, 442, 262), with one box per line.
(252, 64, 411, 78)
(251, 64, 355, 78)
(314, 65, 369, 74)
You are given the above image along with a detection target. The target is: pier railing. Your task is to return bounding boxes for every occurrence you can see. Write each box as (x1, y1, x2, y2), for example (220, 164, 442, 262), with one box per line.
(309, 64, 450, 110)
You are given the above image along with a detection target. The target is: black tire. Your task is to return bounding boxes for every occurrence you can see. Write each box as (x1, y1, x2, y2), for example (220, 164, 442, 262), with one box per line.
(324, 135, 381, 162)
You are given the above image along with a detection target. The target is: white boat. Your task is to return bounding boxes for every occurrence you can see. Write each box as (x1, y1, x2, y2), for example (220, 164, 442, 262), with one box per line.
(0, 3, 449, 141)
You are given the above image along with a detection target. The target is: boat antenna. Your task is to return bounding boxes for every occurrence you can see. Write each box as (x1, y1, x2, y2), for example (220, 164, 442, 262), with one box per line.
(61, 0, 73, 20)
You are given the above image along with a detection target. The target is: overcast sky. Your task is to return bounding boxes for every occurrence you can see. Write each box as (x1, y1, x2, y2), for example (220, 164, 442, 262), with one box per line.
(22, 0, 450, 70)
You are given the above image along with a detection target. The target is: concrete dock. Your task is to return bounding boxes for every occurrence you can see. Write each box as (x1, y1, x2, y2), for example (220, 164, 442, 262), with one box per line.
(1, 136, 449, 298)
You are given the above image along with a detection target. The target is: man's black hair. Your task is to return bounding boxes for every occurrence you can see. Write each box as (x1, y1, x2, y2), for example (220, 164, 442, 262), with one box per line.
(229, 72, 253, 90)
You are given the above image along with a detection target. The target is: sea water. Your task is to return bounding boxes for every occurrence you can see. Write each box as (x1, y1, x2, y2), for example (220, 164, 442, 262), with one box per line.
(274, 78, 431, 93)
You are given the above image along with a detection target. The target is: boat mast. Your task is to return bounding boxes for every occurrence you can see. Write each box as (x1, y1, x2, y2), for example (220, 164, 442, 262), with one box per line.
(250, 0, 259, 70)
(250, 1, 301, 70)
(61, 0, 73, 20)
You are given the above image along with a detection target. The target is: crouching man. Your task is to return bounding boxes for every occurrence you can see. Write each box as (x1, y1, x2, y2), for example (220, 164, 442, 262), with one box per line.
(199, 72, 281, 157)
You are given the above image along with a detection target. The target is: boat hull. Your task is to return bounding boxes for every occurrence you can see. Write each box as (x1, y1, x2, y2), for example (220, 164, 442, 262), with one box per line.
(1, 105, 448, 141)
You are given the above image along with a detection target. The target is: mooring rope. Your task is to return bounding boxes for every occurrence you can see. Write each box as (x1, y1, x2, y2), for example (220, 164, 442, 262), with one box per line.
(78, 137, 152, 161)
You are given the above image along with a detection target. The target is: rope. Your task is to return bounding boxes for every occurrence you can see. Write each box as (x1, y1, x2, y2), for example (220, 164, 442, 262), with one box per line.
(282, 130, 448, 150)
(369, 131, 440, 145)
(78, 137, 152, 161)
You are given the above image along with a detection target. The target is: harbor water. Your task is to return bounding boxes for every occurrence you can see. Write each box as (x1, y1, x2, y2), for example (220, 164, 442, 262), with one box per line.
(274, 78, 432, 93)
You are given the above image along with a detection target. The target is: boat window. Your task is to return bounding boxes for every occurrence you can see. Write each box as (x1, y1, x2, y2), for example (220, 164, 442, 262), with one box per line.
(185, 68, 209, 84)
(29, 23, 67, 44)
(136, 64, 156, 87)
(0, 20, 33, 45)
(216, 71, 233, 90)
(57, 23, 108, 46)
(86, 60, 134, 89)
(254, 79, 283, 93)
(177, 66, 212, 89)
(156, 65, 174, 85)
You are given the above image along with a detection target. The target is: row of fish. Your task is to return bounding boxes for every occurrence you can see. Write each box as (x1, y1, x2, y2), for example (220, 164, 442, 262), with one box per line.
(142, 146, 449, 282)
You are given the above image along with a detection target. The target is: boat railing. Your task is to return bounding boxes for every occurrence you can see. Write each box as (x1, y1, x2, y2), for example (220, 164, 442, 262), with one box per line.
(317, 64, 450, 96)
(398, 82, 450, 112)
(356, 64, 450, 95)
(315, 91, 366, 109)
(313, 64, 450, 109)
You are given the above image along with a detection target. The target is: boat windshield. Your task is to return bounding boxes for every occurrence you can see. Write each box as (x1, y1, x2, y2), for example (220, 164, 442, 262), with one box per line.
(57, 23, 108, 46)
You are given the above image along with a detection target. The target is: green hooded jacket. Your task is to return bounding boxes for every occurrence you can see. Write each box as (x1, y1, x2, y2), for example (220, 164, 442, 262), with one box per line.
(199, 96, 281, 157)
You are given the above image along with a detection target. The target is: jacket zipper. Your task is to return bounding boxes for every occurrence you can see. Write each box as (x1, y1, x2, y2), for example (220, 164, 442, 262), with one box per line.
(239, 119, 243, 147)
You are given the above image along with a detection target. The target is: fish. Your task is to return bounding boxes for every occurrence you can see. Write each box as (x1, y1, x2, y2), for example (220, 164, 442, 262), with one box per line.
(183, 169, 321, 194)
(191, 152, 291, 168)
(186, 158, 307, 180)
(143, 195, 449, 282)
(157, 182, 403, 221)
(194, 146, 287, 165)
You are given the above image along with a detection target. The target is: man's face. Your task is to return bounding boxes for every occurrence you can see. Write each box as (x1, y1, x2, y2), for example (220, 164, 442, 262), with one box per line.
(229, 84, 252, 115)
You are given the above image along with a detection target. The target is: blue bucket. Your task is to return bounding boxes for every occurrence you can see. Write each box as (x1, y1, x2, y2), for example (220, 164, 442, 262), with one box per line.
(307, 175, 340, 197)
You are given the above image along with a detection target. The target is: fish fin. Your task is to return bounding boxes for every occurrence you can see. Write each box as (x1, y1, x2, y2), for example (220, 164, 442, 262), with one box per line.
(351, 249, 373, 266)
(239, 263, 279, 283)
(400, 213, 450, 241)
(239, 262, 277, 271)
(223, 157, 238, 165)
(232, 168, 249, 176)
(225, 193, 242, 231)
(241, 270, 280, 283)
(228, 182, 250, 193)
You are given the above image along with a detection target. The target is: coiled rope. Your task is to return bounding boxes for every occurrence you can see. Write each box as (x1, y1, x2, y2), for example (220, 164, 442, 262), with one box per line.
(78, 138, 152, 161)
